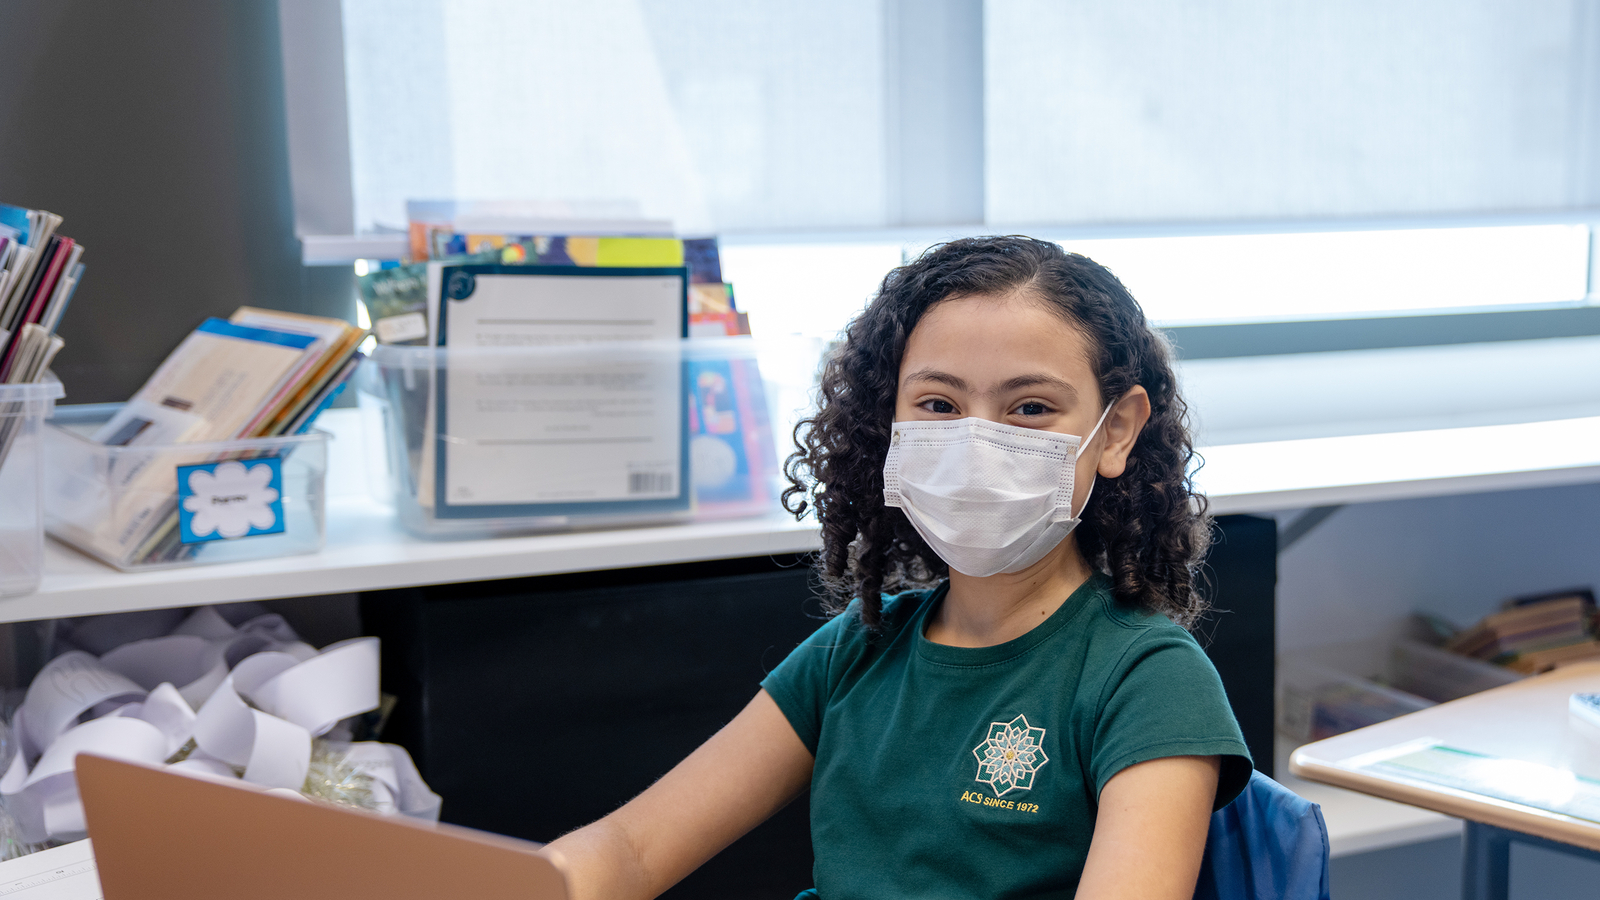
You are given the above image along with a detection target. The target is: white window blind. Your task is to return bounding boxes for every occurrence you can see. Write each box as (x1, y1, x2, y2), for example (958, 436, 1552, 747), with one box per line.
(341, 0, 887, 235)
(985, 0, 1600, 225)
(339, 0, 1600, 234)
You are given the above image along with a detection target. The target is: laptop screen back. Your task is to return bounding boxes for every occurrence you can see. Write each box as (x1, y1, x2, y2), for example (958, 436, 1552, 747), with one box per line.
(76, 754, 567, 900)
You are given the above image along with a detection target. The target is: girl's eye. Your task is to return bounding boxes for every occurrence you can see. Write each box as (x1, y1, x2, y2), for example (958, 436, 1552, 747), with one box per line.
(925, 399, 956, 414)
(1015, 402, 1050, 416)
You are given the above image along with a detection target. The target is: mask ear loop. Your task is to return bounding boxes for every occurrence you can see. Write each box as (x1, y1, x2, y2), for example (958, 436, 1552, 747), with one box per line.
(1066, 399, 1119, 520)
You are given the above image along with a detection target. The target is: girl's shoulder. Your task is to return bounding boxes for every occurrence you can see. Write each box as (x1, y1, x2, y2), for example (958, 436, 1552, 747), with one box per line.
(1091, 586, 1196, 640)
(1068, 583, 1212, 678)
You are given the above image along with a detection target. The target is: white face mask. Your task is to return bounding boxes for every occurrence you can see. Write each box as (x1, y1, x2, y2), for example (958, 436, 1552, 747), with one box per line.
(881, 405, 1115, 578)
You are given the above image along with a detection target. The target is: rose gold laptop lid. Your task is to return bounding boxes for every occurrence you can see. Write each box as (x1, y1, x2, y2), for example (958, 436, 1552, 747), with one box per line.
(76, 754, 568, 900)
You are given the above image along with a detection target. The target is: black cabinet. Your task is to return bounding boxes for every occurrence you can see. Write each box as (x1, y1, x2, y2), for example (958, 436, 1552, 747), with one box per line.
(1196, 514, 1279, 776)
(362, 556, 826, 900)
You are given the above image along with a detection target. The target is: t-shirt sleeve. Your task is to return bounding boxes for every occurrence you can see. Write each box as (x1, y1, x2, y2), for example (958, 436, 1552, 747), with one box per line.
(760, 611, 855, 756)
(1089, 631, 1253, 811)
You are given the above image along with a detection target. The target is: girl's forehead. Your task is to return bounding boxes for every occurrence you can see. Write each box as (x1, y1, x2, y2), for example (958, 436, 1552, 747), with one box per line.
(903, 292, 1095, 376)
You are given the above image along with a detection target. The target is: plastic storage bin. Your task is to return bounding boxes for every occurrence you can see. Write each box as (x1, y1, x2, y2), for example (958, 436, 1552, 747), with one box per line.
(357, 337, 825, 539)
(43, 405, 329, 571)
(0, 379, 65, 595)
(1277, 633, 1523, 742)
(1277, 657, 1433, 742)
(1387, 636, 1523, 703)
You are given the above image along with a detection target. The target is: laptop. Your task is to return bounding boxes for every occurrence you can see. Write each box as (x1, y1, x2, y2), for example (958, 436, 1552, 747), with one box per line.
(75, 754, 569, 900)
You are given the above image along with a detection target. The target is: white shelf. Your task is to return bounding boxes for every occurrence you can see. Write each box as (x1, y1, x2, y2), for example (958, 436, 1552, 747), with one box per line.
(15, 397, 1600, 624)
(1199, 415, 1600, 514)
(299, 233, 406, 265)
(1183, 334, 1600, 512)
(17, 503, 821, 624)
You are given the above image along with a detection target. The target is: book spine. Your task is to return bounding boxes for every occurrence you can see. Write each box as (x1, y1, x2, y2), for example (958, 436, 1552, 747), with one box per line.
(0, 237, 71, 380)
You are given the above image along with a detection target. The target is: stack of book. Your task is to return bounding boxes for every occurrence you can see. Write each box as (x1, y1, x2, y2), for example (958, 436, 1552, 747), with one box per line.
(403, 198, 672, 264)
(77, 307, 365, 566)
(1444, 589, 1600, 674)
(362, 229, 742, 348)
(358, 204, 780, 530)
(0, 202, 83, 466)
(0, 203, 81, 385)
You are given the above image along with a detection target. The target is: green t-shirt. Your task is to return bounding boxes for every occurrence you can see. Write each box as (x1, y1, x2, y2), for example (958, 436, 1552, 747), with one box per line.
(761, 573, 1252, 900)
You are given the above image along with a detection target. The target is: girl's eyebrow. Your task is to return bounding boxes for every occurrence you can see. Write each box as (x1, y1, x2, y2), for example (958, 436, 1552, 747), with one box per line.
(902, 368, 970, 391)
(902, 368, 1080, 402)
(996, 374, 1079, 402)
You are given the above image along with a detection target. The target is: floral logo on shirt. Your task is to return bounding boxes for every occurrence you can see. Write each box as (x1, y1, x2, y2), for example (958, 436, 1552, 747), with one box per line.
(972, 714, 1049, 796)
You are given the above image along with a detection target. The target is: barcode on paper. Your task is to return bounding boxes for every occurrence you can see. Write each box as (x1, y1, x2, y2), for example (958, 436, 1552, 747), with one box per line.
(628, 471, 675, 495)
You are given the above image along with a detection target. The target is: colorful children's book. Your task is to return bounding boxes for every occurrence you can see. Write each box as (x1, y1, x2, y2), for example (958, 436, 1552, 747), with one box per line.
(686, 355, 776, 515)
(0, 200, 78, 477)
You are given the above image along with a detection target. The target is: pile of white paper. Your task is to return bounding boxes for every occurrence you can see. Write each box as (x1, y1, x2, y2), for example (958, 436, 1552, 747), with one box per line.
(0, 607, 438, 844)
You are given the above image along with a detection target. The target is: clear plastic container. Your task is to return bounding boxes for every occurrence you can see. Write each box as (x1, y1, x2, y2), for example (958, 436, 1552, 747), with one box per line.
(43, 405, 329, 571)
(1277, 656, 1434, 742)
(1276, 632, 1524, 742)
(0, 379, 65, 596)
(357, 337, 826, 539)
(1388, 637, 1522, 703)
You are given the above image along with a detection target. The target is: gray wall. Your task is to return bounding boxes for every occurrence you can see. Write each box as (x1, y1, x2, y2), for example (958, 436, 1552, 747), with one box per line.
(0, 0, 353, 403)
(1275, 482, 1600, 653)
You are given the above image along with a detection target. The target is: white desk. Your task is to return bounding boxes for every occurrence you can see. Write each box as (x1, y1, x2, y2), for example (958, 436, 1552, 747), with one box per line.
(1291, 662, 1600, 852)
(1274, 735, 1464, 857)
(1291, 663, 1600, 899)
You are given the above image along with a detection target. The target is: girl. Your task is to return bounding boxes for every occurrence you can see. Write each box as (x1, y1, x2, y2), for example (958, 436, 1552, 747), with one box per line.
(548, 236, 1251, 899)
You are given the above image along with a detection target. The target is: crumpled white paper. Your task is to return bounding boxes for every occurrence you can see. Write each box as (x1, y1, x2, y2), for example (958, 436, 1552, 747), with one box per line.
(0, 607, 439, 844)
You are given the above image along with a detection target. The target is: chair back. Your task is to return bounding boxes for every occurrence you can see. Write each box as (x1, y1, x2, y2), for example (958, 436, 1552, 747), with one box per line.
(1194, 770, 1331, 900)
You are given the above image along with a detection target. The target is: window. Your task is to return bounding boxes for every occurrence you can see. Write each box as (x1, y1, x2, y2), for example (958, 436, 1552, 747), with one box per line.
(339, 0, 889, 235)
(721, 225, 1593, 339)
(287, 0, 1600, 341)
(986, 0, 1600, 224)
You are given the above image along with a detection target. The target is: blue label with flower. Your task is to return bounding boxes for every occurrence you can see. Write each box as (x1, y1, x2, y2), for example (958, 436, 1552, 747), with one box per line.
(176, 457, 286, 544)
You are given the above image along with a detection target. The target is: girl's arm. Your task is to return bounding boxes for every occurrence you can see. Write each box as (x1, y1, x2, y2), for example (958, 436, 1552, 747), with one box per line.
(1076, 754, 1222, 899)
(545, 689, 814, 900)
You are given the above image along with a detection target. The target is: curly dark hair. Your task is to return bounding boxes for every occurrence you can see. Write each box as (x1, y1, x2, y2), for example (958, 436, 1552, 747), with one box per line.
(782, 235, 1211, 630)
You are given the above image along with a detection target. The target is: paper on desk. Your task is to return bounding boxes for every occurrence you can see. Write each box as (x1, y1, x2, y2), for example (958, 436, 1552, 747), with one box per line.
(2, 610, 394, 843)
(0, 839, 101, 900)
(1353, 741, 1600, 825)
